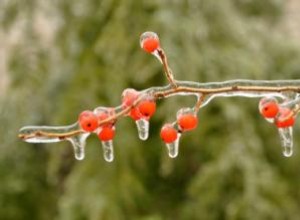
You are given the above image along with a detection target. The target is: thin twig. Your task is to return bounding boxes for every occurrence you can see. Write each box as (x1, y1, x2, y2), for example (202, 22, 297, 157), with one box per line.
(157, 48, 177, 88)
(194, 95, 206, 112)
(18, 130, 83, 140)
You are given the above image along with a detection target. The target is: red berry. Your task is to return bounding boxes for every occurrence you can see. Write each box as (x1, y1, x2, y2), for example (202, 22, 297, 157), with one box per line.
(137, 100, 156, 118)
(259, 97, 279, 118)
(78, 110, 98, 132)
(140, 32, 160, 53)
(275, 107, 295, 128)
(122, 89, 139, 107)
(98, 127, 115, 141)
(142, 38, 159, 53)
(177, 109, 198, 131)
(129, 107, 142, 121)
(160, 124, 178, 143)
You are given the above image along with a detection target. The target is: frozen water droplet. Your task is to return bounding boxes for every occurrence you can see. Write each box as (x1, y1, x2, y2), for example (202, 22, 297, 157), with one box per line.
(278, 127, 293, 157)
(101, 140, 114, 162)
(135, 119, 149, 140)
(166, 134, 181, 158)
(67, 133, 89, 160)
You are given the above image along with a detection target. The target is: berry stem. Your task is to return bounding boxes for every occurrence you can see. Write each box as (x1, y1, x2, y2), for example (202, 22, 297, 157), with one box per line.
(194, 95, 206, 112)
(157, 48, 177, 88)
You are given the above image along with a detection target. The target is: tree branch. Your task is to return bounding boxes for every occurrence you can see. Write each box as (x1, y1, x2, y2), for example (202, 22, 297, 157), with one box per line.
(18, 31, 300, 160)
(19, 79, 300, 141)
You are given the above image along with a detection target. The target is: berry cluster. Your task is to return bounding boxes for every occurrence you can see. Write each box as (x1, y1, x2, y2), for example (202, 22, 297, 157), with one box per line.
(259, 97, 296, 128)
(160, 108, 198, 150)
(78, 108, 116, 141)
(78, 89, 156, 143)
(122, 89, 156, 121)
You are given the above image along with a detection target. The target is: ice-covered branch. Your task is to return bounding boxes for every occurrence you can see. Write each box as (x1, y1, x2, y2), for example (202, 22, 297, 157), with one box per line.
(18, 31, 300, 161)
(19, 79, 300, 138)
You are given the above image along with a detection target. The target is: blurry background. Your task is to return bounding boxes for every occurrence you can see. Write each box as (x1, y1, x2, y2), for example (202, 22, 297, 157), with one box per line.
(1, 0, 300, 219)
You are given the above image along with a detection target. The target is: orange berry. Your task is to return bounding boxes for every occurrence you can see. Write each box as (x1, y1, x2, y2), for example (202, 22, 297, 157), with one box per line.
(178, 114, 198, 131)
(259, 97, 279, 118)
(177, 108, 198, 131)
(275, 107, 295, 128)
(160, 124, 178, 143)
(78, 110, 98, 132)
(137, 100, 156, 118)
(98, 127, 115, 141)
(140, 32, 160, 53)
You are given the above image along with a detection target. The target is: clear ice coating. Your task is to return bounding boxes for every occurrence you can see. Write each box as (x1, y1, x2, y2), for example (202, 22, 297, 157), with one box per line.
(135, 119, 149, 140)
(21, 135, 61, 143)
(152, 50, 163, 64)
(67, 133, 90, 160)
(19, 126, 62, 143)
(139, 31, 162, 63)
(19, 123, 80, 143)
(278, 127, 294, 157)
(196, 95, 213, 109)
(101, 140, 114, 162)
(165, 133, 181, 158)
(140, 31, 159, 47)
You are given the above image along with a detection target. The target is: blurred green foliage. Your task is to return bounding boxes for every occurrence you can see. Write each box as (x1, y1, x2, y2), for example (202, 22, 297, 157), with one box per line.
(1, 0, 300, 219)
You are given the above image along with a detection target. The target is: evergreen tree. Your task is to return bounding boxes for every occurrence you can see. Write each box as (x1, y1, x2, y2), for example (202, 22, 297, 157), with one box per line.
(1, 0, 300, 219)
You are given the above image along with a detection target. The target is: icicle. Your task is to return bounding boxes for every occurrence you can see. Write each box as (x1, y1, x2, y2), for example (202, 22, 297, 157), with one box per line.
(165, 133, 181, 158)
(67, 133, 90, 160)
(101, 140, 114, 162)
(278, 127, 293, 157)
(135, 119, 149, 140)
